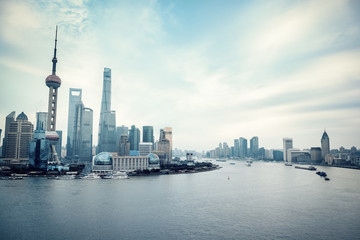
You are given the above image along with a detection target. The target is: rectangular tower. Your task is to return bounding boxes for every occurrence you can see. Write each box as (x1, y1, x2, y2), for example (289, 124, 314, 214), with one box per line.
(283, 138, 293, 162)
(239, 137, 247, 158)
(67, 88, 82, 158)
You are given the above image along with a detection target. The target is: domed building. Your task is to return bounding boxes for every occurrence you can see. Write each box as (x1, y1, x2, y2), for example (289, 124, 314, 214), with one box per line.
(148, 153, 160, 170)
(92, 152, 113, 173)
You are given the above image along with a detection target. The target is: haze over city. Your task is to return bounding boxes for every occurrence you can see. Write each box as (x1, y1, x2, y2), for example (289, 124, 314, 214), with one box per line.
(1, 0, 359, 151)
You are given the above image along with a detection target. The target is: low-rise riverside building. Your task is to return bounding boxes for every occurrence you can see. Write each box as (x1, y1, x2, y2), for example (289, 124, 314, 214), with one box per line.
(92, 152, 160, 174)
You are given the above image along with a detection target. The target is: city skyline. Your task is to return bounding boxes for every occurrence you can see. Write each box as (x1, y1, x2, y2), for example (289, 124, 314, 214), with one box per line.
(1, 0, 360, 151)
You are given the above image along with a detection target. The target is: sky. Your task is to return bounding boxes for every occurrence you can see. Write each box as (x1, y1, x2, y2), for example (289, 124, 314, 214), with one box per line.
(0, 0, 360, 152)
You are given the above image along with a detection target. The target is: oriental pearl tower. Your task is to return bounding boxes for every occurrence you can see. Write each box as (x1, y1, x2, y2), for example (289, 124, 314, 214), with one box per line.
(45, 26, 61, 164)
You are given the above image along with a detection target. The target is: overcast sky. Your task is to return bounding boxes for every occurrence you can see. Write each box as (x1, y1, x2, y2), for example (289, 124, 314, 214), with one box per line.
(0, 0, 359, 152)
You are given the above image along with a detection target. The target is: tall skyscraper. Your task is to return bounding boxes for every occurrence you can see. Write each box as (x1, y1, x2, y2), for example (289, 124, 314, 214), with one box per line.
(97, 68, 117, 153)
(250, 136, 259, 158)
(163, 127, 172, 161)
(283, 138, 293, 162)
(45, 26, 61, 164)
(239, 137, 247, 158)
(321, 131, 330, 161)
(2, 111, 15, 157)
(36, 112, 48, 131)
(73, 101, 93, 162)
(30, 112, 49, 169)
(66, 88, 82, 158)
(4, 112, 34, 165)
(118, 135, 130, 156)
(129, 125, 140, 151)
(158, 128, 172, 165)
(116, 125, 128, 148)
(234, 139, 240, 158)
(143, 126, 154, 145)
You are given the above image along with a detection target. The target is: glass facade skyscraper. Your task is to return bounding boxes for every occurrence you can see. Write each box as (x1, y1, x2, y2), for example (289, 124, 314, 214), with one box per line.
(129, 125, 140, 151)
(73, 101, 93, 162)
(142, 126, 154, 145)
(239, 137, 247, 158)
(250, 136, 259, 158)
(67, 88, 82, 158)
(97, 68, 117, 153)
(2, 111, 15, 158)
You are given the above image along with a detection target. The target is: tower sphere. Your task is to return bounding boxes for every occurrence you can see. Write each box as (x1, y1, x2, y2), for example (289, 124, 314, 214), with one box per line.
(46, 74, 61, 88)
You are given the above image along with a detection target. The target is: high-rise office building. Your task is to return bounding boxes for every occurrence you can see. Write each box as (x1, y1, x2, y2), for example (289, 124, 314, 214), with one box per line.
(45, 26, 61, 164)
(321, 131, 330, 161)
(129, 125, 140, 151)
(36, 112, 48, 131)
(250, 136, 259, 158)
(2, 111, 15, 157)
(66, 88, 82, 158)
(73, 101, 93, 162)
(143, 126, 154, 145)
(117, 125, 128, 136)
(118, 135, 130, 156)
(116, 125, 128, 147)
(97, 68, 117, 153)
(239, 137, 247, 158)
(158, 128, 172, 165)
(283, 138, 293, 162)
(29, 118, 48, 170)
(139, 142, 153, 156)
(3, 112, 34, 165)
(234, 139, 240, 158)
(162, 127, 172, 162)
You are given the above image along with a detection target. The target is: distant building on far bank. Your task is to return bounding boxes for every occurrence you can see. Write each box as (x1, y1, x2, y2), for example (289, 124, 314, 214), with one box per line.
(321, 130, 330, 162)
(283, 138, 293, 163)
(310, 147, 322, 162)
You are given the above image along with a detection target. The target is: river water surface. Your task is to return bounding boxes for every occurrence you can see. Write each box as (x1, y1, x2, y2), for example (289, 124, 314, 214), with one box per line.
(1, 161, 359, 240)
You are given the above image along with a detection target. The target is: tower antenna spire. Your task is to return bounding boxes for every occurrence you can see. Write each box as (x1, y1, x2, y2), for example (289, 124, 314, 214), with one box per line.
(52, 25, 58, 75)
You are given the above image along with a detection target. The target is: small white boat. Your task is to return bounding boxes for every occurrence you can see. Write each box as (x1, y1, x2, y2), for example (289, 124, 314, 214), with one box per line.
(112, 171, 129, 179)
(245, 160, 252, 167)
(82, 172, 100, 179)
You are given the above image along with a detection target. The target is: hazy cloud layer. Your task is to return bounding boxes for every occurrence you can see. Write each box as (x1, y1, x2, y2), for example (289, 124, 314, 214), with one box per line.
(0, 0, 359, 151)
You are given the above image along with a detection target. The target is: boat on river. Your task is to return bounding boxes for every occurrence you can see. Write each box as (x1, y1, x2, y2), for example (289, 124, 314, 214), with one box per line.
(82, 172, 101, 179)
(295, 165, 317, 171)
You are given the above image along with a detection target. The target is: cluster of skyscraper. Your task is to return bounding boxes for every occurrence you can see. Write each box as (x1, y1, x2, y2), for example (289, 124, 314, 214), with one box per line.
(282, 131, 331, 164)
(0, 27, 174, 171)
(92, 68, 173, 166)
(207, 136, 259, 159)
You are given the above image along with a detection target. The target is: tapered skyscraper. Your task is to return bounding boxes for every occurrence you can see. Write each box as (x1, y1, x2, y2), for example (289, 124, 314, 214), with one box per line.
(321, 131, 330, 161)
(45, 26, 61, 164)
(97, 68, 117, 153)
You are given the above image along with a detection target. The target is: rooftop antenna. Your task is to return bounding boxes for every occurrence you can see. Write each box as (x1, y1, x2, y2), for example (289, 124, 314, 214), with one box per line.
(52, 25, 58, 75)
